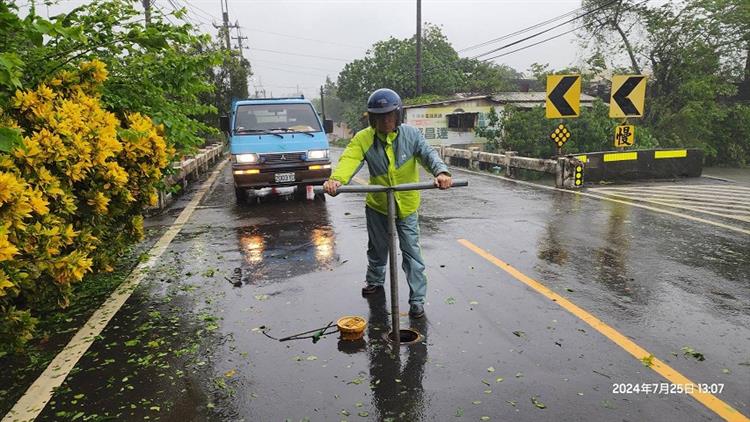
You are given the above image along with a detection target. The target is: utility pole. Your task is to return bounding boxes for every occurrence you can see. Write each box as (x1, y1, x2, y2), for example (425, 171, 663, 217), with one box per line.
(231, 23, 249, 58)
(216, 0, 231, 50)
(142, 0, 151, 25)
(415, 0, 422, 97)
(320, 86, 326, 121)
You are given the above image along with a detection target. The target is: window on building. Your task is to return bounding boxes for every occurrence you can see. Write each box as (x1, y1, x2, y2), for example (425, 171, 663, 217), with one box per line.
(446, 112, 478, 131)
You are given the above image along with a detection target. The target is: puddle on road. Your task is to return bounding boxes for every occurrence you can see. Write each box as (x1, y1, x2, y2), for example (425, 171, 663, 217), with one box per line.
(237, 221, 337, 283)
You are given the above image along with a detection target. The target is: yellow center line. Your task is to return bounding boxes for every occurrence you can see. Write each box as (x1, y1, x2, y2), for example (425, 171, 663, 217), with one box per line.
(3, 160, 229, 422)
(457, 238, 749, 422)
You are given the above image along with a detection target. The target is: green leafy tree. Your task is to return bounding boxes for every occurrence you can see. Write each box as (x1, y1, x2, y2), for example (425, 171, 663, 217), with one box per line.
(0, 0, 233, 153)
(337, 23, 520, 132)
(501, 100, 658, 158)
(580, 0, 749, 166)
(311, 76, 344, 121)
(474, 107, 503, 152)
(580, 0, 647, 74)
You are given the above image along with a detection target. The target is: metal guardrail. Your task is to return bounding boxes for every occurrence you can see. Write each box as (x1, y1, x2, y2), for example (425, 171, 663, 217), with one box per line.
(315, 179, 468, 347)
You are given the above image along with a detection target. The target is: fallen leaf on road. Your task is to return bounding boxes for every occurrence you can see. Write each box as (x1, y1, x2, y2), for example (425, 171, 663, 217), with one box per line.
(641, 354, 654, 367)
(531, 397, 546, 409)
(681, 346, 705, 361)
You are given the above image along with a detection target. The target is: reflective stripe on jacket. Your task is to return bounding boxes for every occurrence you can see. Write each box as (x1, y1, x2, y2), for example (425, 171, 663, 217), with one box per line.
(330, 125, 450, 218)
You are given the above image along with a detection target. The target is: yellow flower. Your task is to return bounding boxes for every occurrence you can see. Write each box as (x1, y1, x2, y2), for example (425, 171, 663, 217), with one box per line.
(0, 270, 15, 297)
(27, 188, 49, 216)
(105, 162, 129, 186)
(148, 191, 159, 207)
(79, 59, 108, 83)
(36, 84, 56, 101)
(87, 191, 110, 214)
(0, 233, 19, 262)
(12, 90, 39, 111)
(51, 250, 93, 284)
(0, 172, 25, 204)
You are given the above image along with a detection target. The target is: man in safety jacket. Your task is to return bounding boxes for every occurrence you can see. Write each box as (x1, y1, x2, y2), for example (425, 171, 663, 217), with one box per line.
(323, 88, 452, 318)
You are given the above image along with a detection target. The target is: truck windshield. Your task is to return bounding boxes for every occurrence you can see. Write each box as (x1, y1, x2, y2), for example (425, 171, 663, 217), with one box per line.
(234, 103, 322, 133)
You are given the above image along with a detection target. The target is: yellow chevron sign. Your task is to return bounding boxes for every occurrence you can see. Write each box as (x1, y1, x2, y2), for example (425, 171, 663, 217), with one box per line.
(610, 75, 647, 118)
(546, 75, 581, 118)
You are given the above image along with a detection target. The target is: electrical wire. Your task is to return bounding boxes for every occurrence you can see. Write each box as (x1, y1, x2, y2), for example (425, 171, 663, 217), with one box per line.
(457, 5, 584, 53)
(470, 0, 621, 60)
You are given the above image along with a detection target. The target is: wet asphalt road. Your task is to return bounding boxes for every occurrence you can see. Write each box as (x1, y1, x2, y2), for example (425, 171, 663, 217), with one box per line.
(23, 151, 750, 421)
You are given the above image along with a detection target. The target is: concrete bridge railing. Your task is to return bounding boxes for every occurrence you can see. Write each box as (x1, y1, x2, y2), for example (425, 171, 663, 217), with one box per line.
(439, 147, 703, 190)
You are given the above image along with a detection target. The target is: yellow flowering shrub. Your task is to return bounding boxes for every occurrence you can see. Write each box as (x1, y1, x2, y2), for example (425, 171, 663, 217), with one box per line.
(0, 60, 172, 354)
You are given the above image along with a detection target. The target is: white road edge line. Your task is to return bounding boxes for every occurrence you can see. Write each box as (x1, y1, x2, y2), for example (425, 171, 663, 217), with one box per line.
(3, 159, 228, 422)
(452, 167, 750, 236)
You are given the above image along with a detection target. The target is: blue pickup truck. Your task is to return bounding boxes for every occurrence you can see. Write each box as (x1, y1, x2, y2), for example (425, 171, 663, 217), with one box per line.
(221, 97, 333, 203)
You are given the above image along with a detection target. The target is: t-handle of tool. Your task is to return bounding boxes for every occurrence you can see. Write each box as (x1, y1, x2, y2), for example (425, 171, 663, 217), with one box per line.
(314, 179, 468, 195)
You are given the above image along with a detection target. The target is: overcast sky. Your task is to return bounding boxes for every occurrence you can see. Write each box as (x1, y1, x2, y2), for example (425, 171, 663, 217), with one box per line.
(26, 0, 597, 99)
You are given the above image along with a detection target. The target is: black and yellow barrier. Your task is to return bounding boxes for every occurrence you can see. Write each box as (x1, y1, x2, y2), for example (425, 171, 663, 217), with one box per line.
(572, 149, 703, 183)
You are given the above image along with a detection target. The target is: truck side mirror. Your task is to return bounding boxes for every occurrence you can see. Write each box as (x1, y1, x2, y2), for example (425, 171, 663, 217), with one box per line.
(220, 115, 230, 134)
(324, 119, 334, 134)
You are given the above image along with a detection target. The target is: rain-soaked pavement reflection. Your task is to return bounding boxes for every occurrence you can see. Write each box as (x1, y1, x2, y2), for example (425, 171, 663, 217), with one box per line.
(237, 215, 336, 282)
(363, 290, 429, 421)
(16, 162, 748, 422)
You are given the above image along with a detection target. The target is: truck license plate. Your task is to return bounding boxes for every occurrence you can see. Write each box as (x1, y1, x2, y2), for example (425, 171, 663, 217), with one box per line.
(274, 172, 295, 183)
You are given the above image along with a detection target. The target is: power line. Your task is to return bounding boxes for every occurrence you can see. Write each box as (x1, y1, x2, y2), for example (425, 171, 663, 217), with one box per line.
(457, 5, 584, 53)
(480, 0, 651, 62)
(482, 26, 583, 62)
(164, 0, 204, 27)
(469, 0, 621, 60)
(251, 47, 351, 62)
(248, 58, 341, 73)
(409, 0, 649, 81)
(253, 64, 330, 78)
(241, 27, 366, 50)
(174, 0, 221, 23)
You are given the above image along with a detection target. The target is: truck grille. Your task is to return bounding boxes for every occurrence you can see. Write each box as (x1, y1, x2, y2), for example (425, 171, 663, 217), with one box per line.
(261, 152, 305, 165)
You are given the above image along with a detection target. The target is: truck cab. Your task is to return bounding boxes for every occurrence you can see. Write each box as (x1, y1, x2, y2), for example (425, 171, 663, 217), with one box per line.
(222, 97, 333, 203)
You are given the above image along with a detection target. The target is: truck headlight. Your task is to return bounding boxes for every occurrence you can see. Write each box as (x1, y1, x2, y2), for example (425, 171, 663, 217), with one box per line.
(307, 149, 329, 160)
(235, 153, 259, 164)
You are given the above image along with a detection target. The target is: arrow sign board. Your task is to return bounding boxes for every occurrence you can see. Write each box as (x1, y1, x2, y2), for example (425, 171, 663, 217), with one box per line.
(546, 75, 581, 119)
(610, 75, 647, 118)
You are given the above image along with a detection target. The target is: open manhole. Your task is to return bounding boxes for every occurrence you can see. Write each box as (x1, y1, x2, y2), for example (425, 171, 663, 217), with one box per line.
(384, 328, 423, 345)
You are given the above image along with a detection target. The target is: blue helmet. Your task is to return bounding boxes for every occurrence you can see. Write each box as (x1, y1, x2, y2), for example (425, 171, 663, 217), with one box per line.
(367, 88, 402, 126)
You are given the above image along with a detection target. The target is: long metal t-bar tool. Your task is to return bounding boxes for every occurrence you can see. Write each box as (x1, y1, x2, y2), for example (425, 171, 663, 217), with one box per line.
(315, 179, 468, 347)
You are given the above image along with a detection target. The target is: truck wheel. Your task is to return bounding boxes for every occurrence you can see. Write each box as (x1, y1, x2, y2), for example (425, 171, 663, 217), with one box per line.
(235, 187, 247, 204)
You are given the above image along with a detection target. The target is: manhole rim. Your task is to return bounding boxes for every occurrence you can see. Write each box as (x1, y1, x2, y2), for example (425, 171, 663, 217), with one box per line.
(383, 328, 423, 346)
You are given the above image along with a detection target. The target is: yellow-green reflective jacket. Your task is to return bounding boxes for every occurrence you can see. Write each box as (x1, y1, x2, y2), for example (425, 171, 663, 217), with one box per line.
(330, 125, 450, 218)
